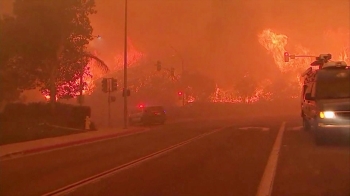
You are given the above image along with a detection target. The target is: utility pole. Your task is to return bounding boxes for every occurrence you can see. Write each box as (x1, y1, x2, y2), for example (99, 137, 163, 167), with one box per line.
(170, 45, 184, 75)
(108, 85, 111, 127)
(123, 0, 128, 129)
(102, 78, 113, 127)
(170, 45, 186, 106)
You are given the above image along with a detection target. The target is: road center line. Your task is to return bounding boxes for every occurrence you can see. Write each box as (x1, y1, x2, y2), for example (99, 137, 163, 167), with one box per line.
(256, 121, 286, 196)
(42, 126, 229, 196)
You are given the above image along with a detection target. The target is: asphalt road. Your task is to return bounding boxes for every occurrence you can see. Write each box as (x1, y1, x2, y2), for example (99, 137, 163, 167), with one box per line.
(0, 114, 349, 196)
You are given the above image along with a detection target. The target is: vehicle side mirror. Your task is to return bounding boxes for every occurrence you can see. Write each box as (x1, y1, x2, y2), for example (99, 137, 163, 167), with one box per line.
(305, 93, 314, 100)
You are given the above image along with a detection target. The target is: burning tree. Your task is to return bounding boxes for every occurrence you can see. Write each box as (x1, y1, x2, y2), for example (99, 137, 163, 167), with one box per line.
(40, 53, 108, 100)
(257, 28, 350, 99)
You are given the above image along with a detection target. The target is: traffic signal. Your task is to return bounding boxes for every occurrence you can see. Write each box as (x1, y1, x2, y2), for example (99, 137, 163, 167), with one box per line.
(170, 67, 175, 77)
(156, 61, 161, 71)
(178, 91, 183, 100)
(102, 78, 108, 93)
(111, 78, 117, 92)
(284, 52, 289, 62)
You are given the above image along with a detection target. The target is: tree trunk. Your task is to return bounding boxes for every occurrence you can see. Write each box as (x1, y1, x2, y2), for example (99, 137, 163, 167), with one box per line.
(49, 61, 58, 115)
(50, 39, 64, 114)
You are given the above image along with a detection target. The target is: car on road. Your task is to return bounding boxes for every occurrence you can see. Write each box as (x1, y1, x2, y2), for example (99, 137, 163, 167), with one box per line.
(129, 105, 166, 126)
(301, 57, 350, 144)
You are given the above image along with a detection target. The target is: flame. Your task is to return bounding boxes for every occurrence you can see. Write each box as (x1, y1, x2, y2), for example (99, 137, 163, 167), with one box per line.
(339, 49, 349, 63)
(43, 38, 145, 100)
(43, 30, 349, 104)
(187, 95, 195, 103)
(258, 29, 313, 73)
(259, 28, 350, 72)
(81, 38, 144, 95)
(113, 38, 144, 71)
(210, 28, 350, 104)
(258, 29, 289, 72)
(210, 81, 273, 104)
(323, 28, 350, 64)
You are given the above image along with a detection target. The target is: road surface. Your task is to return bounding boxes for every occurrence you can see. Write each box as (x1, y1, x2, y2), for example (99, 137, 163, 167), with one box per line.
(0, 114, 349, 196)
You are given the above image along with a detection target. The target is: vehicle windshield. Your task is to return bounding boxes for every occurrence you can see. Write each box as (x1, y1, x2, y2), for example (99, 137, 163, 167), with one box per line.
(316, 70, 350, 99)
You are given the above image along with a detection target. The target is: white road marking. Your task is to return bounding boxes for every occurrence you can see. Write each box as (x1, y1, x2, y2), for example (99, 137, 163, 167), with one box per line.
(239, 127, 270, 131)
(287, 126, 302, 131)
(256, 122, 286, 196)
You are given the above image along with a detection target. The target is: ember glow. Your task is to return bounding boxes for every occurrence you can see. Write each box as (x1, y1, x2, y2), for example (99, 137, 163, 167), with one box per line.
(259, 28, 350, 71)
(258, 29, 312, 73)
(210, 28, 349, 104)
(323, 28, 350, 63)
(113, 39, 144, 71)
(43, 38, 145, 100)
(258, 28, 350, 90)
(210, 81, 273, 104)
(85, 39, 144, 94)
(43, 29, 349, 105)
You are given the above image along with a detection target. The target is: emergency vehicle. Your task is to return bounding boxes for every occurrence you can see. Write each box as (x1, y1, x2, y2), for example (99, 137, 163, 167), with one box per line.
(299, 54, 350, 144)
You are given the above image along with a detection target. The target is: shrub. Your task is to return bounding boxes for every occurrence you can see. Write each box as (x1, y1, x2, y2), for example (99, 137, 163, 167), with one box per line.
(2, 102, 91, 129)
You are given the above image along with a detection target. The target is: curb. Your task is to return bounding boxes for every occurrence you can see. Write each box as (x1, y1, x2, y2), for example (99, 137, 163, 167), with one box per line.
(0, 127, 147, 160)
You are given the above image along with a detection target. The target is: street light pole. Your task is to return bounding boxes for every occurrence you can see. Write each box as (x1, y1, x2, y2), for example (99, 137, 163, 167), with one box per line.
(170, 45, 185, 106)
(181, 58, 184, 75)
(170, 45, 184, 75)
(123, 0, 128, 129)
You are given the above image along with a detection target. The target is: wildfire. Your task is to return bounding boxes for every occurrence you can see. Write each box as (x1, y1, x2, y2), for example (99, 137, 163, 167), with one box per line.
(258, 29, 289, 72)
(113, 38, 144, 71)
(43, 38, 145, 101)
(323, 28, 350, 63)
(210, 81, 273, 104)
(43, 29, 349, 104)
(258, 29, 313, 73)
(212, 28, 349, 104)
(258, 28, 349, 90)
(84, 39, 144, 95)
(187, 95, 195, 103)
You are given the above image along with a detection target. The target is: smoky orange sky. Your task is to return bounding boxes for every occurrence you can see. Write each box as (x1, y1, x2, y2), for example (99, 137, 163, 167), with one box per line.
(90, 0, 349, 84)
(1, 0, 349, 86)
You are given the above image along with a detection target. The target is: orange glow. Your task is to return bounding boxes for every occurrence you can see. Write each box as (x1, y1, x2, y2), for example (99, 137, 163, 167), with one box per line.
(258, 28, 349, 91)
(258, 29, 312, 73)
(83, 38, 144, 95)
(41, 38, 144, 100)
(210, 82, 273, 104)
(324, 28, 349, 64)
(44, 95, 58, 101)
(210, 28, 349, 104)
(113, 38, 144, 70)
(259, 29, 350, 72)
(187, 95, 195, 103)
